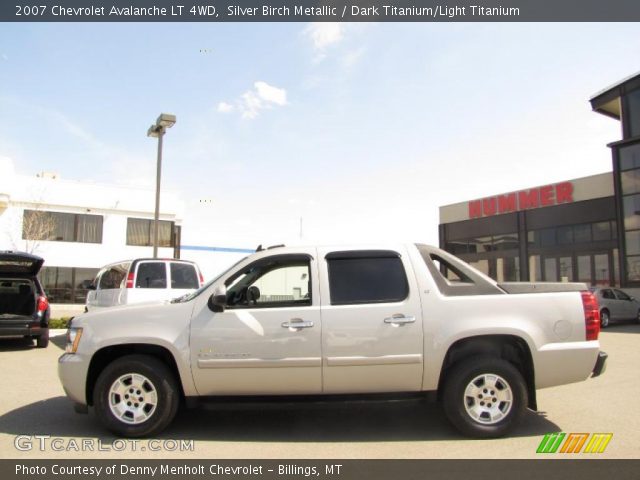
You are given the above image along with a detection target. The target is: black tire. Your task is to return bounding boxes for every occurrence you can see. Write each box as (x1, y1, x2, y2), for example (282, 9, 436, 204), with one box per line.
(93, 354, 180, 438)
(36, 329, 49, 348)
(600, 310, 610, 328)
(442, 356, 527, 439)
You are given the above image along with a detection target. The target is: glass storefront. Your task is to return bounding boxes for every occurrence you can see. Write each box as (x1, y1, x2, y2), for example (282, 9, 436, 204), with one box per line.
(443, 195, 619, 286)
(39, 267, 100, 304)
(527, 250, 618, 286)
(619, 143, 640, 284)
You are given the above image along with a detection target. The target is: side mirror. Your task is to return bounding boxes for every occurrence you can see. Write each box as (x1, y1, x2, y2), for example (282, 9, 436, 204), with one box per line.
(207, 285, 227, 313)
(86, 284, 97, 291)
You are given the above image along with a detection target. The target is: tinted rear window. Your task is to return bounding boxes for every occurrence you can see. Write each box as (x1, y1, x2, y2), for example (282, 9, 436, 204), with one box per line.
(98, 264, 128, 289)
(170, 263, 198, 289)
(327, 254, 408, 305)
(135, 262, 167, 289)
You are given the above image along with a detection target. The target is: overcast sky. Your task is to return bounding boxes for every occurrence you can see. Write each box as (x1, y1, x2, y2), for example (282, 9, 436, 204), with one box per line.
(1, 23, 638, 248)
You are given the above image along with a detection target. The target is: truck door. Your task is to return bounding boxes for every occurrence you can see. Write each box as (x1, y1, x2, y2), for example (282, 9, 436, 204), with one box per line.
(318, 248, 424, 393)
(189, 251, 322, 395)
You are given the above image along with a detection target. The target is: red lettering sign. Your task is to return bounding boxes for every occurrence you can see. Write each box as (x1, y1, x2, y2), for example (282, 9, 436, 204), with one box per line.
(483, 198, 497, 216)
(498, 193, 517, 214)
(539, 185, 554, 206)
(469, 200, 482, 219)
(555, 182, 573, 204)
(467, 182, 574, 219)
(518, 189, 539, 210)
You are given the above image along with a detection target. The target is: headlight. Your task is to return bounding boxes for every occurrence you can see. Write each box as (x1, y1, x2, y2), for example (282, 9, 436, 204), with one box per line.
(65, 327, 83, 354)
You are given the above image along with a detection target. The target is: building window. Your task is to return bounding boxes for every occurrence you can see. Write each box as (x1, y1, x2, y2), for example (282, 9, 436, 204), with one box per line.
(593, 221, 612, 241)
(594, 254, 610, 286)
(619, 142, 640, 284)
(544, 257, 558, 281)
(445, 240, 470, 255)
(572, 224, 591, 243)
(22, 210, 103, 244)
(126, 218, 174, 247)
(619, 142, 640, 171)
(622, 194, 640, 230)
(529, 221, 615, 248)
(39, 266, 100, 304)
(625, 231, 640, 256)
(558, 256, 573, 281)
(498, 255, 520, 282)
(627, 88, 640, 138)
(626, 256, 640, 282)
(621, 169, 640, 195)
(493, 233, 519, 251)
(529, 255, 542, 282)
(469, 235, 494, 253)
(557, 226, 574, 245)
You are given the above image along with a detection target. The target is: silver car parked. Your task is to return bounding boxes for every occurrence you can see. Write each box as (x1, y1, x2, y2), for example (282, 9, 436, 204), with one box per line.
(591, 287, 640, 328)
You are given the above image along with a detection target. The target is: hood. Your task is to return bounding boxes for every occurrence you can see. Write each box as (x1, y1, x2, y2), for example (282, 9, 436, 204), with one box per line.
(0, 251, 44, 276)
(73, 299, 173, 325)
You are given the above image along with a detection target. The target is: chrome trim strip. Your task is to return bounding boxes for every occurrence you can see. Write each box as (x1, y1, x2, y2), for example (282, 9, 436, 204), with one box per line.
(325, 354, 423, 367)
(198, 357, 322, 369)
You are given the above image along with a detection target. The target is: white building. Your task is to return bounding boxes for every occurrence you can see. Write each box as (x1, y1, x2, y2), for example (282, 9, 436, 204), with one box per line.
(0, 168, 228, 311)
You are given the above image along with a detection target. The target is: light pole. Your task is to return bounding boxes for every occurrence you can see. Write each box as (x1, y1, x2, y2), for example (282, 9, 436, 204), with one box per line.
(147, 113, 176, 258)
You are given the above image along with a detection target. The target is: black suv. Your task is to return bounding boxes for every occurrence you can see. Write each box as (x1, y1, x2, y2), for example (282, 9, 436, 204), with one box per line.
(0, 251, 50, 348)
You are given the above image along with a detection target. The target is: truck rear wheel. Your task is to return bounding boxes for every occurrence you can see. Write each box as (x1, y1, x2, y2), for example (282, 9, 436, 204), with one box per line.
(442, 356, 527, 438)
(93, 355, 179, 438)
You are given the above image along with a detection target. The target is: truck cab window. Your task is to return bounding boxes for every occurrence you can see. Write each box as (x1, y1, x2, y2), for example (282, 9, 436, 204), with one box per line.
(225, 256, 311, 308)
(326, 251, 409, 305)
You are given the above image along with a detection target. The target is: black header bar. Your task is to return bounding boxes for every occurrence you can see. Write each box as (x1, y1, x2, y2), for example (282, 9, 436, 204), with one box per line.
(3, 0, 640, 22)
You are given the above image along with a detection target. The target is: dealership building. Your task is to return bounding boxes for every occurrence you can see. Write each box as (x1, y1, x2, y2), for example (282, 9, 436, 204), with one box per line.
(440, 71, 640, 289)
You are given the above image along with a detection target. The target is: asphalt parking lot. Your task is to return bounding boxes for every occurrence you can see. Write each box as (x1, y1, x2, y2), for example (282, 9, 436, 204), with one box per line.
(0, 325, 638, 459)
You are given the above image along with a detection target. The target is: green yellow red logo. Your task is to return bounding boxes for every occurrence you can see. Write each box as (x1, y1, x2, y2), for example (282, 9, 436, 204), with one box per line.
(536, 433, 612, 454)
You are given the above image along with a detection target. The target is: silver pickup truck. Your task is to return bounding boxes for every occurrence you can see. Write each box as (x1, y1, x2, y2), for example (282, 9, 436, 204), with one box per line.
(58, 244, 607, 438)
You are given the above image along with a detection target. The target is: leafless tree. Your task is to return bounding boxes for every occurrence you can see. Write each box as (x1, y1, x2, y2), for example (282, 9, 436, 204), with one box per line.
(9, 207, 56, 254)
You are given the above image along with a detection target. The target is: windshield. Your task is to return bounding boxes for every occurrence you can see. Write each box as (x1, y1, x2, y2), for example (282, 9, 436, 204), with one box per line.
(171, 256, 248, 303)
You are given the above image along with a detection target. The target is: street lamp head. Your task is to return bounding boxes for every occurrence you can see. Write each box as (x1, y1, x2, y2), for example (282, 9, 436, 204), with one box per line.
(156, 113, 176, 128)
(147, 125, 160, 138)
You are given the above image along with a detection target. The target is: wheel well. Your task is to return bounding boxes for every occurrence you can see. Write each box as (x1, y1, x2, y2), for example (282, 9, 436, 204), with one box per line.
(438, 335, 536, 410)
(86, 344, 183, 406)
(600, 308, 609, 315)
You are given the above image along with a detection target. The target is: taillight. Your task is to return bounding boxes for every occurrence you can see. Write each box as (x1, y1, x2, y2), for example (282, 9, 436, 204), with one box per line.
(36, 295, 49, 313)
(199, 271, 204, 287)
(581, 291, 600, 341)
(126, 272, 134, 288)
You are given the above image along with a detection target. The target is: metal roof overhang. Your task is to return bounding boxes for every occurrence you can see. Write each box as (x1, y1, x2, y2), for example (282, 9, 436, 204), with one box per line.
(590, 71, 640, 120)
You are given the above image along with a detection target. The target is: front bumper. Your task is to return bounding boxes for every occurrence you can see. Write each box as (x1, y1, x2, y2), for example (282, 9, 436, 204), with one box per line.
(592, 351, 608, 378)
(58, 353, 90, 406)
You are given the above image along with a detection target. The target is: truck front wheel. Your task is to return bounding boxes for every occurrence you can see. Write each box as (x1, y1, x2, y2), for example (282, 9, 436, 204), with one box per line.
(93, 355, 179, 438)
(442, 356, 527, 438)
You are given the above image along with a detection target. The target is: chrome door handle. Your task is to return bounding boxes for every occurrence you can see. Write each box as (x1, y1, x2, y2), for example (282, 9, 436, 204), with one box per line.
(384, 315, 416, 325)
(282, 319, 314, 329)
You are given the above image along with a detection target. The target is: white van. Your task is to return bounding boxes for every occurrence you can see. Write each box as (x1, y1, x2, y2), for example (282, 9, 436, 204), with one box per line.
(85, 258, 203, 311)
